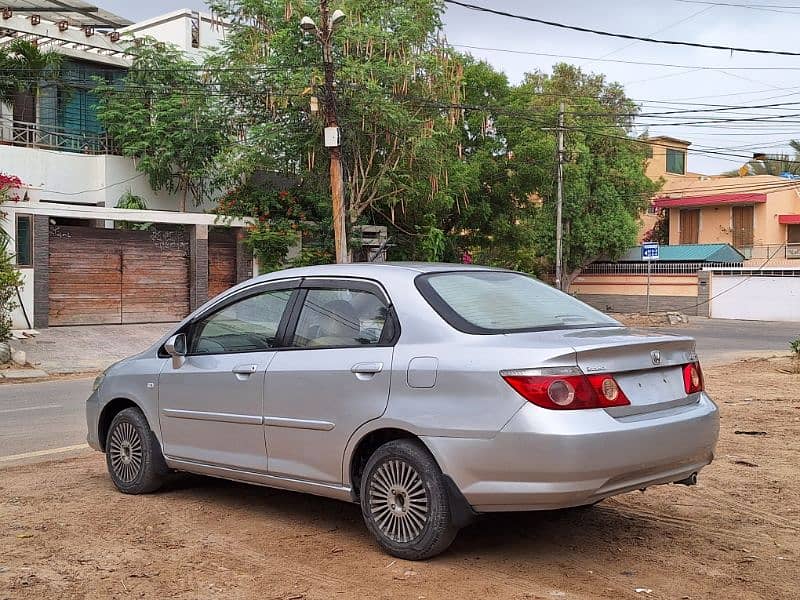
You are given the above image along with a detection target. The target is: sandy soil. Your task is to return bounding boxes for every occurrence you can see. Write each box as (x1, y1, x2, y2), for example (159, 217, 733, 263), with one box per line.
(1, 359, 798, 600)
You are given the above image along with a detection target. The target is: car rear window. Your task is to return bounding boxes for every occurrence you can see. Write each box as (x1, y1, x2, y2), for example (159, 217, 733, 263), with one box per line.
(415, 271, 619, 334)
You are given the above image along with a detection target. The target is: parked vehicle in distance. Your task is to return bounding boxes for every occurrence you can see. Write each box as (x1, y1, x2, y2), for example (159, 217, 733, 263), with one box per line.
(87, 263, 719, 559)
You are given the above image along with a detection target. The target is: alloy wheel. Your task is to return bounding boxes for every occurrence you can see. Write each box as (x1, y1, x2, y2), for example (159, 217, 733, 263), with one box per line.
(368, 459, 429, 543)
(109, 421, 143, 483)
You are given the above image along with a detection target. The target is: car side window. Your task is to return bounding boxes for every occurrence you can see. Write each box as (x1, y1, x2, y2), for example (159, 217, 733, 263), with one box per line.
(190, 289, 293, 355)
(292, 288, 389, 348)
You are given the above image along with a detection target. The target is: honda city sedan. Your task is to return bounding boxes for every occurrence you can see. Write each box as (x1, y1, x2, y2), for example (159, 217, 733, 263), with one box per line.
(86, 263, 719, 559)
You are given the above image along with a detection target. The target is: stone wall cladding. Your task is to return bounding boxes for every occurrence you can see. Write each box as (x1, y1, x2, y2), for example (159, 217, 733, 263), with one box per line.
(696, 271, 711, 317)
(577, 293, 700, 316)
(32, 215, 50, 329)
(235, 229, 253, 283)
(188, 224, 209, 311)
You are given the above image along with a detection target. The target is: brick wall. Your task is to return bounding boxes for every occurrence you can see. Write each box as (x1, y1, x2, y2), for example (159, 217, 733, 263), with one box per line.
(577, 293, 703, 316)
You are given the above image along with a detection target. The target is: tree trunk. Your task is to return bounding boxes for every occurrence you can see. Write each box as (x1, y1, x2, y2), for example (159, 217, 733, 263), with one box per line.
(180, 186, 188, 213)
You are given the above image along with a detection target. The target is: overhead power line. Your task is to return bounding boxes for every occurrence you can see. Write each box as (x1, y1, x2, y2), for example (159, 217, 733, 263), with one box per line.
(672, 0, 800, 14)
(451, 43, 800, 71)
(444, 0, 800, 57)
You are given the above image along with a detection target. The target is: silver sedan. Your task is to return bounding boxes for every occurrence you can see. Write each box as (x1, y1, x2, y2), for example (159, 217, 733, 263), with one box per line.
(86, 263, 719, 559)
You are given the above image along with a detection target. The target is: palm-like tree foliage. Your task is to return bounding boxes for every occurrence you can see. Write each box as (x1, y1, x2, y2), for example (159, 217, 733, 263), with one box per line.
(0, 40, 62, 126)
(723, 143, 800, 177)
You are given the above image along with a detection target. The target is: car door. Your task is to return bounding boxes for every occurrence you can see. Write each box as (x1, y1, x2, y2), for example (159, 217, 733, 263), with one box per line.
(158, 280, 299, 471)
(264, 278, 397, 484)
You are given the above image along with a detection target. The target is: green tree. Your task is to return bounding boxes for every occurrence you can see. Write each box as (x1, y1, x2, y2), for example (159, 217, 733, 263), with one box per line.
(507, 64, 658, 286)
(94, 39, 224, 212)
(208, 0, 466, 240)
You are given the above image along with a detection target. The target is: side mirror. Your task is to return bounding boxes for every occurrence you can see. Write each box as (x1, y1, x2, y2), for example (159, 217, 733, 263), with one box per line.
(164, 333, 187, 369)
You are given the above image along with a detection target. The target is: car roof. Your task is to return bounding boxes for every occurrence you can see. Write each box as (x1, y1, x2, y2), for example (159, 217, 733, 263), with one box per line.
(251, 262, 510, 283)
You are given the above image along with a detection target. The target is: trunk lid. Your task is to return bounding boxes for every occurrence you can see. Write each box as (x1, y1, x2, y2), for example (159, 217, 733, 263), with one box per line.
(498, 326, 699, 415)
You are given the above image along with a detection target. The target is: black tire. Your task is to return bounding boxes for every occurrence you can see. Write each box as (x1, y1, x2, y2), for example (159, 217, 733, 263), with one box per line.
(105, 407, 168, 494)
(360, 439, 459, 560)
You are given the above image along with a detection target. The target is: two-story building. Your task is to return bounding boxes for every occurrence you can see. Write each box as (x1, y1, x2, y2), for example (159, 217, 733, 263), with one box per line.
(645, 137, 800, 265)
(1, 2, 253, 330)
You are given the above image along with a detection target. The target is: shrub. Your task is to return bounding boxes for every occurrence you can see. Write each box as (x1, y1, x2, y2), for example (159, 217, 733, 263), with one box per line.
(0, 172, 24, 341)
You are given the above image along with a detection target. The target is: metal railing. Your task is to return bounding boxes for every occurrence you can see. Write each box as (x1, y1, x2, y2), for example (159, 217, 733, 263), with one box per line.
(582, 261, 743, 275)
(739, 244, 800, 260)
(0, 118, 118, 155)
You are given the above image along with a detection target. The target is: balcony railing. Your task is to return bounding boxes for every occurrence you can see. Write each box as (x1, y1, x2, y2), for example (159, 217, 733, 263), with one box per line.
(738, 244, 800, 260)
(0, 118, 119, 155)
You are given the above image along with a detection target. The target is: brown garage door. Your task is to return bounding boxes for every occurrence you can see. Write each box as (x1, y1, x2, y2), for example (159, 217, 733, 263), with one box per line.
(49, 225, 189, 326)
(208, 227, 237, 300)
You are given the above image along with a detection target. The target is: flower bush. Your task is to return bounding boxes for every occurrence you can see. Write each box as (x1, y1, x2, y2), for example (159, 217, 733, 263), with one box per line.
(0, 172, 25, 342)
(215, 185, 332, 273)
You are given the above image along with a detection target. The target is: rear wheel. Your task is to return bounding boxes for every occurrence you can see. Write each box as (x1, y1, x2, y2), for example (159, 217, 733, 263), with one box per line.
(360, 439, 458, 560)
(106, 407, 167, 494)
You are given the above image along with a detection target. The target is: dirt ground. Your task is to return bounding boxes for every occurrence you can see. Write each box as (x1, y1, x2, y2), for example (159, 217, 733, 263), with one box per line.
(1, 359, 799, 600)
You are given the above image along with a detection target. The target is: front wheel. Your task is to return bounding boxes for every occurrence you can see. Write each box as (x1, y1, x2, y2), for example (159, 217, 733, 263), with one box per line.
(106, 407, 167, 494)
(360, 439, 459, 560)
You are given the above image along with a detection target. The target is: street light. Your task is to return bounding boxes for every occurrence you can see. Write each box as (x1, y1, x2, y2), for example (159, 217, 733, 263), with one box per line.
(299, 16, 317, 32)
(301, 2, 348, 264)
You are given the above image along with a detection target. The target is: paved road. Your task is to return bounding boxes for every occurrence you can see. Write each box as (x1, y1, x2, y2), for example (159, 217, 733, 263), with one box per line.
(654, 317, 799, 365)
(1, 318, 796, 463)
(0, 378, 91, 461)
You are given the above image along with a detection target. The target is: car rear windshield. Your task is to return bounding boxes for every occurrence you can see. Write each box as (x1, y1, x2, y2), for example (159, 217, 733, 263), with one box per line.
(415, 271, 620, 334)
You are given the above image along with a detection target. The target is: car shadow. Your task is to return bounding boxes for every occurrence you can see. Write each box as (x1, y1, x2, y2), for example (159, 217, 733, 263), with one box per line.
(158, 473, 682, 560)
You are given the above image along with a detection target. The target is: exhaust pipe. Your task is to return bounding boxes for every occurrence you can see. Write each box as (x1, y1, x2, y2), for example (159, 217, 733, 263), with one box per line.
(675, 472, 698, 486)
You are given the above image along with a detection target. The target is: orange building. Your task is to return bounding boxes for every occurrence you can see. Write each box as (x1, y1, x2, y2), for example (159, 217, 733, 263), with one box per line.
(645, 137, 800, 265)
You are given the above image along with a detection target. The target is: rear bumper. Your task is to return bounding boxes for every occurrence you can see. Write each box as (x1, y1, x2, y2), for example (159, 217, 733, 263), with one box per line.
(422, 392, 719, 512)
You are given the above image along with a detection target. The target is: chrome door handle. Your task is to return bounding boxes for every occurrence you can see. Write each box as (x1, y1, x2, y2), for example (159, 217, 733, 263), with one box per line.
(351, 362, 383, 375)
(232, 364, 258, 375)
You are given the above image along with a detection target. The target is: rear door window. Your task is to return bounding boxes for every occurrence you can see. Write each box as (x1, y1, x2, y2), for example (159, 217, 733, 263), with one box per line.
(292, 288, 390, 348)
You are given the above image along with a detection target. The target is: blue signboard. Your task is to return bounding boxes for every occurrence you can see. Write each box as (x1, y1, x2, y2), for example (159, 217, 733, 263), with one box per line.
(642, 242, 660, 260)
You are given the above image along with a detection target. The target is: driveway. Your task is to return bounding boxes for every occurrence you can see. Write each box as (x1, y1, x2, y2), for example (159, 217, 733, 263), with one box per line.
(653, 317, 798, 366)
(11, 323, 174, 375)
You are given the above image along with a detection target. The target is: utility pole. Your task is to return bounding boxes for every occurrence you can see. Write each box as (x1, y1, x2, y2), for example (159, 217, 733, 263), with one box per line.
(303, 0, 348, 264)
(555, 101, 565, 290)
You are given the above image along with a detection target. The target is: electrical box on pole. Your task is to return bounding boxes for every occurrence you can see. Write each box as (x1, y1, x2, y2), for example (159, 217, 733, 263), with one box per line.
(324, 126, 341, 147)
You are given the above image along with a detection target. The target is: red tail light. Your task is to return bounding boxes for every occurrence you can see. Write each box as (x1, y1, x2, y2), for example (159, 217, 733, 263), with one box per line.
(501, 368, 630, 410)
(683, 362, 704, 394)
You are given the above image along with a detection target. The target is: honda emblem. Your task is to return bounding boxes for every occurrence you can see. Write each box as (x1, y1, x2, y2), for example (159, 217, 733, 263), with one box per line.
(651, 350, 662, 365)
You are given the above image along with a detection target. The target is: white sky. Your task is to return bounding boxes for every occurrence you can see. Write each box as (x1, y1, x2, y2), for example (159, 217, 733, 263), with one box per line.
(97, 0, 800, 174)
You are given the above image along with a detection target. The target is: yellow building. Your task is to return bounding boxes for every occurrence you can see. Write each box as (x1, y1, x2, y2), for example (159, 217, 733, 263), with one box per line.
(645, 137, 800, 265)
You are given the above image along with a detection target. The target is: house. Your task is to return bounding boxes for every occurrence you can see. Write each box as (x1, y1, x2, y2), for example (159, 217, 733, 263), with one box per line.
(0, 2, 251, 329)
(644, 137, 800, 265)
(653, 175, 800, 264)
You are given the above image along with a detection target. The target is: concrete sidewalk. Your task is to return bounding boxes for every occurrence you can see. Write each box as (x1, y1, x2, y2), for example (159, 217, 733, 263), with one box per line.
(8, 323, 174, 376)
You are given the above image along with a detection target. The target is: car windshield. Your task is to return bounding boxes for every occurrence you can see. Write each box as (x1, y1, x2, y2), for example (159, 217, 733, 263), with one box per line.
(416, 271, 620, 333)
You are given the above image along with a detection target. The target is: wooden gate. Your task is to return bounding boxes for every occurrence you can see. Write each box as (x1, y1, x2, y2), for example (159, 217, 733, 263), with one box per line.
(49, 225, 190, 326)
(731, 205, 754, 249)
(208, 227, 238, 300)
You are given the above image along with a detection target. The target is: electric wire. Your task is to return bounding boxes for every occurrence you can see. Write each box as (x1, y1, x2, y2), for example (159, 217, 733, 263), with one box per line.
(444, 0, 800, 57)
